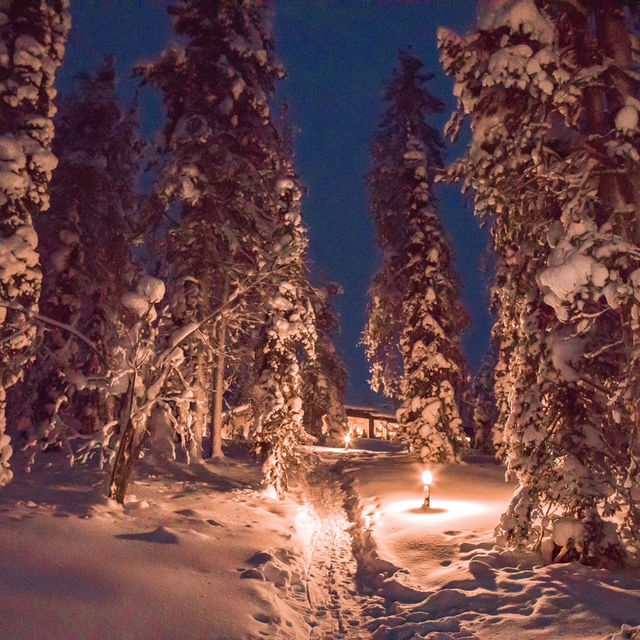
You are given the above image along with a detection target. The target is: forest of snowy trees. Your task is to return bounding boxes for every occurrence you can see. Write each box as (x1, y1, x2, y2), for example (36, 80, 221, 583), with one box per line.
(1, 0, 640, 571)
(0, 0, 348, 502)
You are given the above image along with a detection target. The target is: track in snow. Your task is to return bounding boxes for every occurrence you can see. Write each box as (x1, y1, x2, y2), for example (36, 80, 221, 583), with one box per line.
(298, 454, 372, 639)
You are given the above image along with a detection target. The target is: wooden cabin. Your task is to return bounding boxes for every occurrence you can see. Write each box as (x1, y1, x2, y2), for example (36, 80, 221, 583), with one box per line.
(345, 405, 399, 440)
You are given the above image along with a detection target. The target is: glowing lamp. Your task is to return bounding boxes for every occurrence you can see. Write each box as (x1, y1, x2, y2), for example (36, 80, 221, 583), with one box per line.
(422, 469, 432, 510)
(344, 433, 351, 450)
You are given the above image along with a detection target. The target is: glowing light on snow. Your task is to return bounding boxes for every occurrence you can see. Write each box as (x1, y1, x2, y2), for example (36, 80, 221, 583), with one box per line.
(385, 499, 488, 521)
(422, 470, 433, 509)
(295, 505, 319, 535)
(294, 505, 321, 564)
(344, 433, 351, 450)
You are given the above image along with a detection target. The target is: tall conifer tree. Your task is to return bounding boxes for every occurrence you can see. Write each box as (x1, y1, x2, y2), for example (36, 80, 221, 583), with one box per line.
(440, 0, 640, 563)
(0, 0, 70, 485)
(363, 51, 468, 462)
(138, 0, 317, 490)
(136, 0, 290, 459)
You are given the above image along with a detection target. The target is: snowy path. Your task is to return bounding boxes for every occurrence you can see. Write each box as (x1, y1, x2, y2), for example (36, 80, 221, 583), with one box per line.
(295, 454, 372, 639)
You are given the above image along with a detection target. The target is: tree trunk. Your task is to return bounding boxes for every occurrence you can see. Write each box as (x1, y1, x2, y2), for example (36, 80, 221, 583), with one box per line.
(595, 1, 640, 241)
(190, 373, 204, 461)
(108, 414, 148, 504)
(108, 373, 145, 503)
(211, 309, 228, 459)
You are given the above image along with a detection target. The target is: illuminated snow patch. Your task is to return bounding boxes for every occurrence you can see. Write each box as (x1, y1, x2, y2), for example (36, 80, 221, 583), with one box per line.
(294, 505, 321, 562)
(384, 499, 488, 521)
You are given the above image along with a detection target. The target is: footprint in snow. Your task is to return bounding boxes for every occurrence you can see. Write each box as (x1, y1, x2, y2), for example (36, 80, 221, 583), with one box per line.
(246, 551, 274, 567)
(174, 508, 198, 517)
(274, 548, 295, 563)
(253, 612, 281, 624)
(174, 509, 223, 527)
(459, 541, 494, 552)
(240, 568, 265, 580)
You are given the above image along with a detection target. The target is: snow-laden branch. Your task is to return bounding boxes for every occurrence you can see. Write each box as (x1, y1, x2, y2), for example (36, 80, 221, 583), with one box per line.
(584, 340, 624, 360)
(0, 299, 107, 365)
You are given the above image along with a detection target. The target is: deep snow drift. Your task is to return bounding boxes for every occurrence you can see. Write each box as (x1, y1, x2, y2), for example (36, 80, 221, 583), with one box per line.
(0, 442, 639, 639)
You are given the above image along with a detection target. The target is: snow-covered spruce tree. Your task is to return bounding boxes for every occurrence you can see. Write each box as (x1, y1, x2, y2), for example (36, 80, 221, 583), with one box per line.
(302, 282, 348, 442)
(138, 1, 318, 490)
(136, 0, 290, 461)
(248, 164, 317, 497)
(363, 51, 468, 463)
(11, 59, 143, 463)
(440, 0, 640, 563)
(0, 1, 70, 486)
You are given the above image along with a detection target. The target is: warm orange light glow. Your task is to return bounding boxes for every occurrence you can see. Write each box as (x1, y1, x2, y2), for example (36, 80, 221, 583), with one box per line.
(422, 470, 433, 486)
(344, 433, 351, 444)
(385, 498, 487, 519)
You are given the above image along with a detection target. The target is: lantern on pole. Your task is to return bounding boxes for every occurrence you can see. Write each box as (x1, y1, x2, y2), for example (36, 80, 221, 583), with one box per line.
(344, 433, 352, 451)
(422, 470, 433, 510)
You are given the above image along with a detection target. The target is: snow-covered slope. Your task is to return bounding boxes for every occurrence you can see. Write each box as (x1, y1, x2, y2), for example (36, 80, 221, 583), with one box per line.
(0, 450, 311, 639)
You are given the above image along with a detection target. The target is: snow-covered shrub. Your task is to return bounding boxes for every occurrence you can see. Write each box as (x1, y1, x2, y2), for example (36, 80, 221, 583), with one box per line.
(249, 175, 317, 496)
(301, 283, 348, 442)
(470, 348, 498, 453)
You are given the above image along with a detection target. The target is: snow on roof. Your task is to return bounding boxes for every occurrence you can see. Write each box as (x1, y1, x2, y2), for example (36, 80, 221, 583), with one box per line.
(345, 404, 397, 420)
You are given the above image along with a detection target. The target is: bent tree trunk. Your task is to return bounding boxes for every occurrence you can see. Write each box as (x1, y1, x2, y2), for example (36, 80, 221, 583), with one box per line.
(108, 374, 147, 503)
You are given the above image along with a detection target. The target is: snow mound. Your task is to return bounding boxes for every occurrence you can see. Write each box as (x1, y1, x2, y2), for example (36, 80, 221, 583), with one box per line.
(611, 625, 640, 640)
(0, 451, 311, 639)
(348, 452, 640, 639)
(115, 525, 180, 544)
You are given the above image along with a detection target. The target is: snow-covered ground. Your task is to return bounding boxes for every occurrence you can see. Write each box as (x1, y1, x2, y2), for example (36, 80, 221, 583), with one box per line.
(342, 443, 640, 640)
(1, 442, 639, 639)
(0, 447, 312, 639)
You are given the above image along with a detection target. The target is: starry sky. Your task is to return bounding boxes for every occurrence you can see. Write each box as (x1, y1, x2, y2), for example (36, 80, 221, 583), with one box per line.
(59, 0, 491, 406)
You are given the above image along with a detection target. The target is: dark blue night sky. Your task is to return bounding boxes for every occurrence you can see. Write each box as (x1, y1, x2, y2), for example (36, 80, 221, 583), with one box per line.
(60, 1, 491, 405)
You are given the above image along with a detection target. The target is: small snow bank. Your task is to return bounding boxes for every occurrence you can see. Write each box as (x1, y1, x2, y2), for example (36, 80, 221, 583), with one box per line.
(0, 448, 313, 639)
(338, 461, 403, 594)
